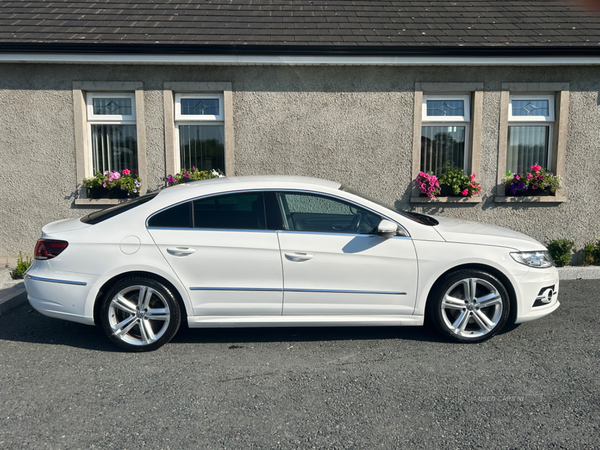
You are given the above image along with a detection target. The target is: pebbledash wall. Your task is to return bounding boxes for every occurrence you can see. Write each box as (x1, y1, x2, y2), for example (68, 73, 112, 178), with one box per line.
(1, 62, 599, 259)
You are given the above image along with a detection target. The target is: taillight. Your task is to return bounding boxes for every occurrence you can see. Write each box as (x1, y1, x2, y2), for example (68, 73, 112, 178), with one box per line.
(34, 239, 69, 260)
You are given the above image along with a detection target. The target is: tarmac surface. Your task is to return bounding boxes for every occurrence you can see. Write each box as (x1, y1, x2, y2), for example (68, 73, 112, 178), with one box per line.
(0, 279, 599, 449)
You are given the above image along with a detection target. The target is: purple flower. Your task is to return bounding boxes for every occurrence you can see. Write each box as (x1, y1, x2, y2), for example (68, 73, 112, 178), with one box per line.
(184, 174, 190, 178)
(133, 189, 137, 193)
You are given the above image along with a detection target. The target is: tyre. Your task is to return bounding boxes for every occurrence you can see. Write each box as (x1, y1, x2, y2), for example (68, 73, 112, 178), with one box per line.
(100, 277, 181, 351)
(427, 269, 510, 343)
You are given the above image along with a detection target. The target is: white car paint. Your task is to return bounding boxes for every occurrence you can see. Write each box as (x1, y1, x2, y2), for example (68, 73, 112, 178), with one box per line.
(24, 175, 559, 344)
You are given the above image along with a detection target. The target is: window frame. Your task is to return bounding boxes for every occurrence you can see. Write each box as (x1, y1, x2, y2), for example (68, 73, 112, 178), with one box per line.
(174, 93, 224, 121)
(495, 83, 569, 202)
(86, 92, 136, 123)
(164, 82, 234, 178)
(411, 83, 483, 203)
(422, 94, 471, 123)
(73, 82, 147, 206)
(506, 94, 555, 174)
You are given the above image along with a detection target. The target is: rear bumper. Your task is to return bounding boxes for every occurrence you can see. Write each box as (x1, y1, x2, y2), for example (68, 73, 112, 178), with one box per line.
(24, 264, 98, 326)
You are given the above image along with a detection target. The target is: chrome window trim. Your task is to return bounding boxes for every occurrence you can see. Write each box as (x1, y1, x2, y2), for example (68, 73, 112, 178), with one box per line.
(26, 275, 88, 286)
(146, 188, 411, 237)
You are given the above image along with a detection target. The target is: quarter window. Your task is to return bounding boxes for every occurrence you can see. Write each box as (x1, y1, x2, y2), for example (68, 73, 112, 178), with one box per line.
(86, 92, 138, 174)
(174, 93, 225, 173)
(277, 192, 381, 234)
(421, 94, 470, 176)
(506, 95, 554, 174)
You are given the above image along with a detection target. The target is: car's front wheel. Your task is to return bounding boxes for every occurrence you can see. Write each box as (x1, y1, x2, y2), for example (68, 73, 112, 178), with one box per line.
(428, 270, 510, 343)
(100, 277, 181, 351)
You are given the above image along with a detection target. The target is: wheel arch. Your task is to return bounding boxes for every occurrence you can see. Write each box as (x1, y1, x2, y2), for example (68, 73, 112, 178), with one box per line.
(93, 271, 189, 326)
(424, 263, 518, 325)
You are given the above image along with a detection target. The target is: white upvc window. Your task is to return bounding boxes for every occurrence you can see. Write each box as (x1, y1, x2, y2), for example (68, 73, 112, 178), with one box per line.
(86, 92, 138, 176)
(174, 93, 225, 173)
(420, 94, 470, 176)
(506, 94, 554, 174)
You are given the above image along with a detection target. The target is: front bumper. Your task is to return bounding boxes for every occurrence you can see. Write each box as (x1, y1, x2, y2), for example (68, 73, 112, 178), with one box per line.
(513, 266, 560, 324)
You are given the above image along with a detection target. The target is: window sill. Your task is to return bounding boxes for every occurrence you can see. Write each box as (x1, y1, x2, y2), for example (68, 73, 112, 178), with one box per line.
(494, 195, 566, 204)
(410, 196, 482, 204)
(74, 198, 130, 207)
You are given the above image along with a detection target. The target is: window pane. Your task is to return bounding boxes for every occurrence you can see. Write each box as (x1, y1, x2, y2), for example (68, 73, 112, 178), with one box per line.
(278, 192, 380, 234)
(91, 124, 138, 173)
(179, 125, 224, 171)
(507, 126, 550, 174)
(93, 98, 132, 116)
(420, 126, 466, 176)
(147, 202, 191, 228)
(511, 99, 550, 117)
(181, 99, 220, 116)
(426, 100, 465, 117)
(193, 193, 265, 230)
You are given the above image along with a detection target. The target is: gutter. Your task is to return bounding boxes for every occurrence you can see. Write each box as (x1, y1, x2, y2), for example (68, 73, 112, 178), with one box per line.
(1, 43, 600, 65)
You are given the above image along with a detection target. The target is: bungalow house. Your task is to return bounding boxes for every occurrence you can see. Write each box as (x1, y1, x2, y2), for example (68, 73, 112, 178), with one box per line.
(1, 0, 600, 261)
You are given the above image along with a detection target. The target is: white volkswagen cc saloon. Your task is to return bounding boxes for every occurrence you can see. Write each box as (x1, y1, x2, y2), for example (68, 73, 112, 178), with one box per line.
(25, 176, 559, 351)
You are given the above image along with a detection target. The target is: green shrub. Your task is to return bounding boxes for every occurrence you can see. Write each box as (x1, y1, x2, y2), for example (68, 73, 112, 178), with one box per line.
(547, 239, 575, 267)
(591, 240, 600, 266)
(582, 243, 595, 266)
(10, 252, 32, 279)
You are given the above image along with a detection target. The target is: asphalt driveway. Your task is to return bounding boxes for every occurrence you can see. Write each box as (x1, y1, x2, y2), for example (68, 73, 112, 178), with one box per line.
(0, 279, 599, 449)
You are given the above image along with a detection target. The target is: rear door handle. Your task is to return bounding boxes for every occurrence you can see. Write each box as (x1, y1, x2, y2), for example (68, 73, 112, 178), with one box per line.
(167, 247, 196, 257)
(285, 252, 314, 262)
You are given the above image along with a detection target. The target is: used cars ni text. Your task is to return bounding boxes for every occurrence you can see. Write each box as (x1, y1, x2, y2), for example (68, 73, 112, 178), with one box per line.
(25, 176, 559, 351)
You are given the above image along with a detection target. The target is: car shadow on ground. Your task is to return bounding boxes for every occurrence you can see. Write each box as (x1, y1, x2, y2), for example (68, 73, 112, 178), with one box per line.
(0, 297, 446, 352)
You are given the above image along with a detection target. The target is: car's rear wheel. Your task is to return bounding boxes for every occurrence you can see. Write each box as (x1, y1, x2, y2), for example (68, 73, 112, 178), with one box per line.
(100, 277, 181, 351)
(428, 270, 510, 343)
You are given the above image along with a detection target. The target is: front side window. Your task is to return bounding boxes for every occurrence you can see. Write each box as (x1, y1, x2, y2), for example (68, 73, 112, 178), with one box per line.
(174, 93, 225, 174)
(277, 192, 381, 234)
(507, 95, 554, 174)
(86, 92, 138, 174)
(421, 94, 470, 176)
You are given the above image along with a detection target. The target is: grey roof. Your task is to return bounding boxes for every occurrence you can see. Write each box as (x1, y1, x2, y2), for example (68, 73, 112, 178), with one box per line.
(0, 0, 600, 52)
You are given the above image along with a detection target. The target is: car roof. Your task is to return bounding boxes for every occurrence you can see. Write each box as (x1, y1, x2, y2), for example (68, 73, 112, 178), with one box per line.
(154, 175, 342, 203)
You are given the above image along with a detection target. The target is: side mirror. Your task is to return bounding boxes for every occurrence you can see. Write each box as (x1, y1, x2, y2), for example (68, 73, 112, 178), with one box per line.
(377, 219, 398, 238)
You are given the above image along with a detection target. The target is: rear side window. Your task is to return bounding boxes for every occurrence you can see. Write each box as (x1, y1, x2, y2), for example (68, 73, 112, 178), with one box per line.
(81, 193, 157, 225)
(194, 192, 265, 230)
(147, 202, 192, 228)
(147, 192, 267, 230)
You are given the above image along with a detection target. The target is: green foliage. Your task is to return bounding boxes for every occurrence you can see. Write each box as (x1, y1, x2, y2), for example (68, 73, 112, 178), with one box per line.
(10, 252, 32, 280)
(438, 168, 482, 197)
(590, 240, 600, 266)
(164, 168, 223, 187)
(547, 238, 575, 267)
(582, 242, 595, 266)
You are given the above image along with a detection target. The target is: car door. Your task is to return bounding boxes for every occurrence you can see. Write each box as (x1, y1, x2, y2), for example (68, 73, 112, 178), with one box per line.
(147, 191, 283, 316)
(275, 191, 418, 316)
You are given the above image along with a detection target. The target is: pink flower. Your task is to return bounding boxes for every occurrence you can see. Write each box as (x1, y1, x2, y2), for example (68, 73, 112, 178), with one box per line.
(416, 177, 422, 183)
(531, 164, 542, 172)
(527, 173, 533, 179)
(428, 186, 435, 193)
(122, 169, 130, 175)
(515, 175, 520, 180)
(462, 189, 468, 196)
(102, 183, 107, 188)
(470, 174, 476, 181)
(533, 184, 539, 190)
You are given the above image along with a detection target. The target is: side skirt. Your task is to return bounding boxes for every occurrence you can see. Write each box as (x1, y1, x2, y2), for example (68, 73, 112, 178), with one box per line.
(187, 315, 424, 328)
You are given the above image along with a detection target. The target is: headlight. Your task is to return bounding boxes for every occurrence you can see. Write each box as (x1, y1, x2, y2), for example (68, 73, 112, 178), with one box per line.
(510, 251, 554, 268)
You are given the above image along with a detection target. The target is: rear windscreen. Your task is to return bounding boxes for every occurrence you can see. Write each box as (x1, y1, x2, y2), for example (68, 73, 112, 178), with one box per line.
(80, 193, 158, 225)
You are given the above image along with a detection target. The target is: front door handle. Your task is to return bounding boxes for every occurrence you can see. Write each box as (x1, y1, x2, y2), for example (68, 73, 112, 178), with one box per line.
(167, 247, 196, 257)
(285, 252, 314, 262)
